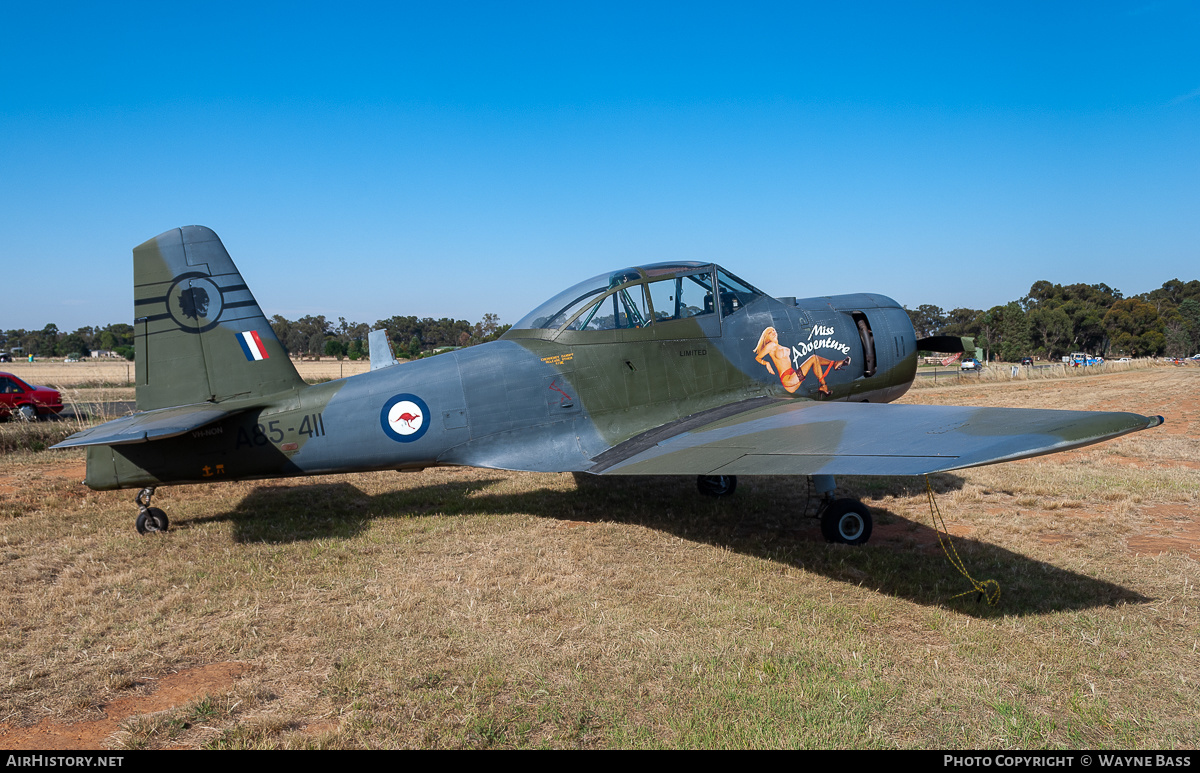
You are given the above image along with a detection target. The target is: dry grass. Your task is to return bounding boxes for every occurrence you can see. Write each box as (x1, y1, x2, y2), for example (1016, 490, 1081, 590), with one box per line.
(0, 387, 132, 454)
(911, 357, 1178, 389)
(10, 356, 1178, 391)
(0, 359, 369, 452)
(3, 358, 372, 389)
(2, 360, 138, 389)
(0, 368, 1197, 749)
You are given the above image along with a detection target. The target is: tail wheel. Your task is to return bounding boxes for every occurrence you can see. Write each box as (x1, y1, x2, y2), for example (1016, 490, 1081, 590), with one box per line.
(820, 499, 872, 545)
(136, 507, 170, 534)
(697, 475, 737, 498)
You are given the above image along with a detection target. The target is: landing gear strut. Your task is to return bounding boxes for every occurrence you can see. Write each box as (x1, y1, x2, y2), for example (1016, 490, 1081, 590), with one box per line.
(134, 487, 169, 535)
(697, 475, 737, 497)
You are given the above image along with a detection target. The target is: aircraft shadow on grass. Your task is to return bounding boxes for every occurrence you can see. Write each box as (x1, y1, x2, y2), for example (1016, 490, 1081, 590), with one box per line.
(193, 472, 1147, 619)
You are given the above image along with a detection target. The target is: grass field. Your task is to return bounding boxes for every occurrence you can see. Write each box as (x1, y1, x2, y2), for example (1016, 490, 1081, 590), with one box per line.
(0, 367, 1196, 749)
(2, 358, 373, 388)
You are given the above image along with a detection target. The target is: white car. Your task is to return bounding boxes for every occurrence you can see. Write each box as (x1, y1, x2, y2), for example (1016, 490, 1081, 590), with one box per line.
(960, 358, 982, 371)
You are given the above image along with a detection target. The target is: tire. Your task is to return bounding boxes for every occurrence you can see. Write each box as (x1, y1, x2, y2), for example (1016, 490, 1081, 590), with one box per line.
(820, 499, 872, 545)
(135, 507, 169, 534)
(697, 475, 737, 498)
(17, 404, 36, 421)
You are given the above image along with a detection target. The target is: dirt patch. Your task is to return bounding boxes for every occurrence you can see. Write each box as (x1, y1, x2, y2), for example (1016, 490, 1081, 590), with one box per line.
(0, 663, 252, 750)
(0, 462, 86, 496)
(1126, 504, 1200, 559)
(46, 463, 85, 482)
(872, 519, 974, 552)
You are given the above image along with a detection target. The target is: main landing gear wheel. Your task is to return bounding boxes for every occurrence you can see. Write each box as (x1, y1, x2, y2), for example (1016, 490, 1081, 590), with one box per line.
(134, 487, 169, 534)
(820, 498, 872, 545)
(697, 475, 737, 497)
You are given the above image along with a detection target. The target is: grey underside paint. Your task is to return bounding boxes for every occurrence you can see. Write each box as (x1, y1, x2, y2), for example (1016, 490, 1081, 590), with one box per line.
(438, 341, 608, 471)
(274, 341, 607, 475)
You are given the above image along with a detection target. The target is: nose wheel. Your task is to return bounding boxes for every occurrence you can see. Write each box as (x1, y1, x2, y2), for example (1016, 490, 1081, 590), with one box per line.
(134, 487, 169, 534)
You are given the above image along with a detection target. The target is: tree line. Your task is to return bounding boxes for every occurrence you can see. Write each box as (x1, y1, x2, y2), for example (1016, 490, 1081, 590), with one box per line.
(0, 315, 510, 362)
(6, 276, 1197, 363)
(0, 323, 137, 360)
(906, 278, 1200, 362)
(266, 313, 510, 360)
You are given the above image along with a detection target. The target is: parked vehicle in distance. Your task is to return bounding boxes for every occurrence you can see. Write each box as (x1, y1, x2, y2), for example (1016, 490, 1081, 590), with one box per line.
(1068, 352, 1103, 366)
(1020, 357, 1033, 366)
(0, 372, 63, 420)
(960, 358, 982, 371)
(0, 352, 12, 363)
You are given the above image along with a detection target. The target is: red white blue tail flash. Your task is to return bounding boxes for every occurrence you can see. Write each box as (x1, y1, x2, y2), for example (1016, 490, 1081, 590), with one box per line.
(237, 330, 270, 361)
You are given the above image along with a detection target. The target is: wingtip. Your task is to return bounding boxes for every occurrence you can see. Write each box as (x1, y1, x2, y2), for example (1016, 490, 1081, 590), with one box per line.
(1149, 415, 1166, 428)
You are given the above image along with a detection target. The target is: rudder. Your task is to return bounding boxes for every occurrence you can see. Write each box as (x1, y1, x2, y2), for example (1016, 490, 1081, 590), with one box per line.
(133, 226, 304, 411)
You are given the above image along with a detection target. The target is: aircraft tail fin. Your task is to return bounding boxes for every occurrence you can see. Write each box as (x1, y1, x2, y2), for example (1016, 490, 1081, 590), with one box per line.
(133, 226, 305, 411)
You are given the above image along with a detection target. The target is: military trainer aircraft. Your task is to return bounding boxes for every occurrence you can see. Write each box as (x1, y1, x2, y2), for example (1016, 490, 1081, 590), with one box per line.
(54, 226, 1163, 544)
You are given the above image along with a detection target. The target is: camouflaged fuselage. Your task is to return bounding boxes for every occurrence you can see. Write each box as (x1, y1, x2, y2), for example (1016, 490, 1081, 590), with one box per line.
(67, 226, 1157, 493)
(84, 289, 918, 489)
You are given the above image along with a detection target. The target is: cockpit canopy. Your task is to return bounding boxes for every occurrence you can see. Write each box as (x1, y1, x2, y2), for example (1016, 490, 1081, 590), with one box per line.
(512, 262, 765, 332)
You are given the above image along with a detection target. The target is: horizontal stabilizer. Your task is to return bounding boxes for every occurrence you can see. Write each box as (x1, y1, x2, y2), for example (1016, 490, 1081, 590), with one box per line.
(916, 335, 975, 354)
(51, 403, 244, 449)
(591, 400, 1163, 477)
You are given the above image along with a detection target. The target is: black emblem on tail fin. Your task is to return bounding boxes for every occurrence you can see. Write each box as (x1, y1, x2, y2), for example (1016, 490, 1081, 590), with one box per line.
(179, 286, 210, 319)
(165, 274, 225, 333)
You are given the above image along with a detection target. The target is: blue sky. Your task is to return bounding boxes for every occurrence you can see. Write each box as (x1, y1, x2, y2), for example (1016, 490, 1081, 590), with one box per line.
(2, 1, 1197, 332)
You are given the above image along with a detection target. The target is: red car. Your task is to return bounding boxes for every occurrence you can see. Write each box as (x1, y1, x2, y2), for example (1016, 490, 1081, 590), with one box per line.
(0, 372, 63, 420)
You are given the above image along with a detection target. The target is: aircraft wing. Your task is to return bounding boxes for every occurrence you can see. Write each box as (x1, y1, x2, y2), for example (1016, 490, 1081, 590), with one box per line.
(50, 403, 245, 449)
(589, 400, 1163, 477)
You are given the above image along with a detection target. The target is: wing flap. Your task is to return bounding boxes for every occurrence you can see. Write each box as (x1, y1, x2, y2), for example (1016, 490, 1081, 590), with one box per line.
(593, 401, 1162, 477)
(710, 453, 955, 476)
(50, 403, 244, 449)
